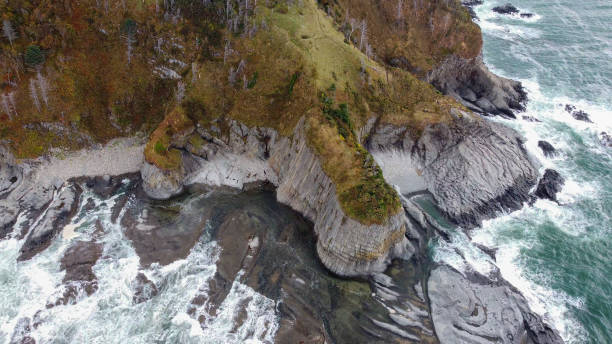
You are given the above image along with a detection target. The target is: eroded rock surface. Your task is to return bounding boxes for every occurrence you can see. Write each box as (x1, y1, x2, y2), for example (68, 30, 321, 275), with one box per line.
(428, 56, 527, 118)
(19, 184, 82, 261)
(413, 117, 539, 227)
(428, 265, 563, 344)
(140, 120, 410, 277)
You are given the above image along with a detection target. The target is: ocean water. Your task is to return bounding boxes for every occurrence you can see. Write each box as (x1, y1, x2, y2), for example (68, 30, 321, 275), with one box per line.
(443, 1, 611, 343)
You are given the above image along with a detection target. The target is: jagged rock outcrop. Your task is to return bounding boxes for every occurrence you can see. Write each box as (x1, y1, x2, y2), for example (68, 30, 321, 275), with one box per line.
(140, 119, 410, 277)
(428, 265, 563, 344)
(538, 140, 558, 158)
(534, 169, 565, 202)
(428, 55, 527, 118)
(415, 117, 538, 228)
(492, 3, 520, 15)
(367, 115, 539, 228)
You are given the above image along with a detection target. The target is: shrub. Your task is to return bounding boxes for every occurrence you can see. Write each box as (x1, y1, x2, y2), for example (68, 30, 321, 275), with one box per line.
(120, 18, 137, 36)
(24, 45, 44, 67)
(287, 71, 300, 95)
(154, 140, 166, 155)
(247, 71, 258, 89)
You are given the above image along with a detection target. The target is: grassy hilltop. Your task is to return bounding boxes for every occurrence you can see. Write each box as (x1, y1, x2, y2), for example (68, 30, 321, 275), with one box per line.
(0, 0, 479, 224)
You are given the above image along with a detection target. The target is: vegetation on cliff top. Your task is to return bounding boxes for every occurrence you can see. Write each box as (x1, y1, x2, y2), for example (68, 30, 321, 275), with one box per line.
(2, 0, 474, 225)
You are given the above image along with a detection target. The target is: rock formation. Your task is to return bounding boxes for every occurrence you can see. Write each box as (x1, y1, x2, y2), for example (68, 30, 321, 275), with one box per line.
(366, 114, 539, 229)
(492, 3, 520, 15)
(428, 265, 563, 344)
(538, 140, 558, 158)
(141, 119, 411, 277)
(534, 169, 565, 202)
(428, 55, 527, 118)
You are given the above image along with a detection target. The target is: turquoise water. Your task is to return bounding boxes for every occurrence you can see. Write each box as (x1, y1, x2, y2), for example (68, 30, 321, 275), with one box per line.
(471, 1, 611, 343)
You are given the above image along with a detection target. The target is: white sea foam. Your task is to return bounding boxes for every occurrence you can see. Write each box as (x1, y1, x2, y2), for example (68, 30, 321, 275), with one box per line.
(0, 181, 280, 344)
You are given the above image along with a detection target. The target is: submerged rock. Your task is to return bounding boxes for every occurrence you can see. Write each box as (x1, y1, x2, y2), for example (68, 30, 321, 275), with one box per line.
(132, 273, 158, 304)
(428, 56, 527, 118)
(522, 115, 541, 122)
(10, 317, 36, 344)
(492, 3, 520, 15)
(538, 140, 558, 158)
(428, 265, 563, 344)
(121, 201, 213, 267)
(565, 104, 593, 122)
(534, 169, 565, 202)
(60, 241, 103, 294)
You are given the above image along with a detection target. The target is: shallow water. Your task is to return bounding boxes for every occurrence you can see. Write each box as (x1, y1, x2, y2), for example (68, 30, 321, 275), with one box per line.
(436, 1, 612, 343)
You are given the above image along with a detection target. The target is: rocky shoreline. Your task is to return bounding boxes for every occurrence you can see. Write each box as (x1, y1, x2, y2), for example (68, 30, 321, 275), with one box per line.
(0, 121, 564, 342)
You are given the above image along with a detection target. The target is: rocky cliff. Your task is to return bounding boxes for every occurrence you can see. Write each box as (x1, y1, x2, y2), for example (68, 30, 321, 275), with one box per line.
(142, 119, 411, 277)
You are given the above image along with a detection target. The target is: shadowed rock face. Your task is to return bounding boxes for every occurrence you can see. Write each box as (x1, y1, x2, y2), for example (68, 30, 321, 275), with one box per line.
(428, 56, 527, 118)
(428, 265, 563, 344)
(534, 169, 565, 202)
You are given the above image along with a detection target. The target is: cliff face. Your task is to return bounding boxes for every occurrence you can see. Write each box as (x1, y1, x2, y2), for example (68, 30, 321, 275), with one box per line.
(142, 119, 411, 277)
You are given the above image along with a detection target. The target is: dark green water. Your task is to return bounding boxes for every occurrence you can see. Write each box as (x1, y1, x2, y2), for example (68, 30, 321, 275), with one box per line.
(463, 2, 612, 343)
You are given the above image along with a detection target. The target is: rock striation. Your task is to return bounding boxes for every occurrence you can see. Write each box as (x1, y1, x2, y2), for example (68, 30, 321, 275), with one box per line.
(140, 119, 411, 277)
(428, 55, 527, 118)
(367, 115, 539, 228)
(428, 265, 563, 344)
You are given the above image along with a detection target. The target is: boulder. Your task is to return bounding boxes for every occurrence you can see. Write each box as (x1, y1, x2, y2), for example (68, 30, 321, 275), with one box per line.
(599, 132, 612, 147)
(572, 110, 592, 122)
(140, 161, 184, 200)
(534, 169, 565, 202)
(565, 104, 592, 122)
(492, 3, 520, 15)
(538, 140, 558, 158)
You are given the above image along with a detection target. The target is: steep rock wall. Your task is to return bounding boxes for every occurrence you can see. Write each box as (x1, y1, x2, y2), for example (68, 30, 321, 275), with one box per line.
(141, 119, 411, 277)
